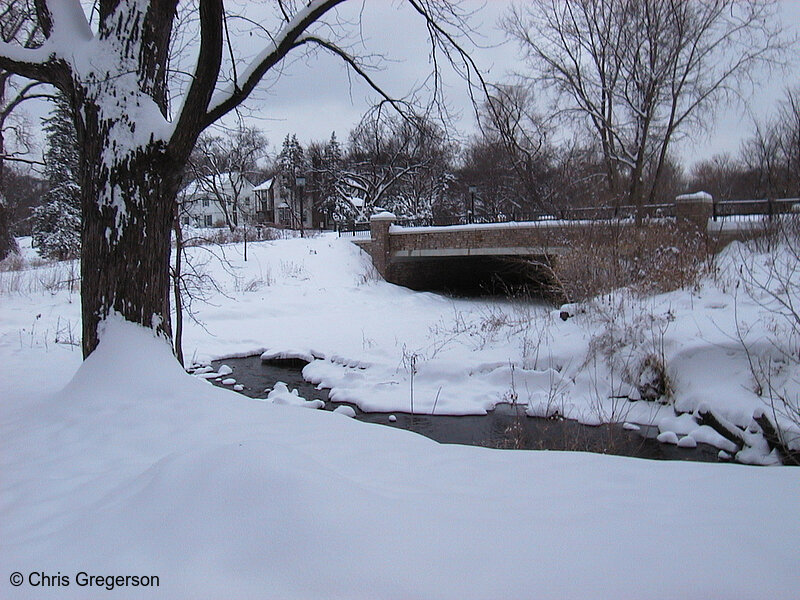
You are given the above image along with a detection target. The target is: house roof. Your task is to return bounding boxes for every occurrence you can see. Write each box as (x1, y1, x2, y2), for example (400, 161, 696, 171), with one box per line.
(253, 178, 274, 192)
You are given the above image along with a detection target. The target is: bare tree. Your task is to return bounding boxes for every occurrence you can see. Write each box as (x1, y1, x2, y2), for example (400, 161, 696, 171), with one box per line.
(187, 124, 267, 231)
(503, 0, 790, 217)
(0, 0, 47, 259)
(689, 153, 743, 201)
(0, 1, 482, 358)
(741, 86, 800, 200)
(477, 84, 555, 214)
(344, 107, 452, 219)
(170, 197, 230, 367)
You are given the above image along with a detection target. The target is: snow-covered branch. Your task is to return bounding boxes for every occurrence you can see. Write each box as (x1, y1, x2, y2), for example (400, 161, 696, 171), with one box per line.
(0, 0, 90, 88)
(203, 0, 345, 125)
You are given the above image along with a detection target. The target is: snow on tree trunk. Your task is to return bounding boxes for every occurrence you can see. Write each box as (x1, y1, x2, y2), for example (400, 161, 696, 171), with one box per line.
(72, 2, 178, 358)
(78, 133, 181, 357)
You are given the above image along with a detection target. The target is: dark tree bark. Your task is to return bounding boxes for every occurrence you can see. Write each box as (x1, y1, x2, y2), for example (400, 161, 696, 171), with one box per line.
(78, 140, 182, 355)
(171, 212, 184, 367)
(0, 80, 18, 258)
(71, 1, 181, 356)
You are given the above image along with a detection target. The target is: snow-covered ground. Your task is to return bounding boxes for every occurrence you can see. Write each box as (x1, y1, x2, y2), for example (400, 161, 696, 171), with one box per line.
(1, 233, 799, 598)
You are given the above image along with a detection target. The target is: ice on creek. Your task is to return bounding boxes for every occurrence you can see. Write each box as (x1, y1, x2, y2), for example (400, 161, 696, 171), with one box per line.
(262, 382, 325, 409)
(333, 405, 357, 418)
(260, 348, 319, 363)
(687, 426, 739, 454)
(658, 413, 741, 453)
(195, 372, 221, 379)
(658, 413, 699, 436)
(736, 429, 783, 466)
(656, 431, 679, 445)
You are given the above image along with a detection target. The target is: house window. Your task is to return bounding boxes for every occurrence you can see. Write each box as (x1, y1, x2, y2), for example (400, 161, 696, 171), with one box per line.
(182, 216, 190, 226)
(204, 215, 212, 227)
(202, 198, 209, 207)
(244, 198, 251, 206)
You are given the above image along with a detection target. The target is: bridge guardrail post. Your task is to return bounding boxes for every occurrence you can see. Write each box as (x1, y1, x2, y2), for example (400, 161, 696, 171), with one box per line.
(675, 191, 713, 236)
(370, 211, 396, 277)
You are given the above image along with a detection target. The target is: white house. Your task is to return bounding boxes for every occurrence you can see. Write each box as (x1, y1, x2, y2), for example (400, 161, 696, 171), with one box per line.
(180, 172, 255, 228)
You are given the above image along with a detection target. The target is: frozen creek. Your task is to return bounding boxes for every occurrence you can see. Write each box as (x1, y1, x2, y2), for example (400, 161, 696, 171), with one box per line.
(204, 355, 723, 463)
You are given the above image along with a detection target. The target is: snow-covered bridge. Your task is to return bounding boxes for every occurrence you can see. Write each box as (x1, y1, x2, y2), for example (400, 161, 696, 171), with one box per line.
(354, 212, 573, 292)
(353, 194, 798, 292)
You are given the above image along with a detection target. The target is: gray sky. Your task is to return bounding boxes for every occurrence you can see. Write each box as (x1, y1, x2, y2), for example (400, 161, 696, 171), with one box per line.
(237, 0, 799, 170)
(15, 0, 800, 173)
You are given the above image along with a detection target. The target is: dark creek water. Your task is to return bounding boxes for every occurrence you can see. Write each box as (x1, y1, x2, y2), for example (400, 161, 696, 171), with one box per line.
(209, 355, 722, 463)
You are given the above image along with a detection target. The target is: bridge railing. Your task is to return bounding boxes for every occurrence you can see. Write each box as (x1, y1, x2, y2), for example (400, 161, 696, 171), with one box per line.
(337, 221, 371, 237)
(711, 198, 799, 221)
(553, 203, 676, 220)
(337, 197, 800, 237)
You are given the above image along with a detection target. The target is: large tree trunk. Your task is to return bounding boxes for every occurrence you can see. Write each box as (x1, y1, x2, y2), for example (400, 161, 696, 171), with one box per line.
(71, 2, 179, 358)
(78, 119, 182, 357)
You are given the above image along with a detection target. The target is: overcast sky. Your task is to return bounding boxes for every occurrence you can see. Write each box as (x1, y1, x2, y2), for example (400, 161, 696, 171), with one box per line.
(16, 0, 800, 173)
(233, 0, 799, 170)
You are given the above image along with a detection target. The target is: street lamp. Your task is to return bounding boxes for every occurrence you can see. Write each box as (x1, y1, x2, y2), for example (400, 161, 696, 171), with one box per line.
(468, 186, 477, 224)
(295, 175, 306, 238)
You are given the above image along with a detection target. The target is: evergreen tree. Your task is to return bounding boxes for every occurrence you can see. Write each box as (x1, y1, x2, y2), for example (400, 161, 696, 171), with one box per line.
(320, 132, 352, 222)
(32, 93, 80, 260)
(276, 134, 308, 228)
(277, 134, 306, 191)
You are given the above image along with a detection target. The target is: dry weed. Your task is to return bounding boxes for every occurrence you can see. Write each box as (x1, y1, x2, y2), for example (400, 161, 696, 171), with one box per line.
(554, 220, 708, 301)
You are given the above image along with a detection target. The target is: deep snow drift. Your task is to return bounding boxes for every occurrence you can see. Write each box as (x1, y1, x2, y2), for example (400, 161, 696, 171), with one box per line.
(2, 318, 799, 599)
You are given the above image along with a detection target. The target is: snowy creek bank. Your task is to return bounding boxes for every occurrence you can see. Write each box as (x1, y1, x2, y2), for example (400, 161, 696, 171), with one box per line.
(200, 354, 722, 462)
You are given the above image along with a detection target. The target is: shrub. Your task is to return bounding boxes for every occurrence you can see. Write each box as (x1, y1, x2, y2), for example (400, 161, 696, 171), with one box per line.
(554, 220, 709, 302)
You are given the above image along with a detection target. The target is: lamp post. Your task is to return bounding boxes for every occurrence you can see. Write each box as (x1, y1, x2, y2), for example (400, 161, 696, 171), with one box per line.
(295, 175, 306, 238)
(468, 186, 477, 224)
